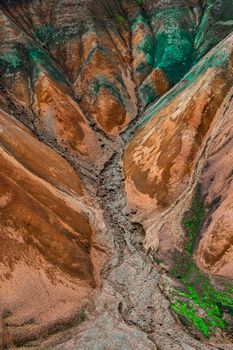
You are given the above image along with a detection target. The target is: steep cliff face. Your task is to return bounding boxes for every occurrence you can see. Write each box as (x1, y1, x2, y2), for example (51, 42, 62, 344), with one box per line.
(0, 107, 108, 345)
(123, 34, 233, 264)
(0, 0, 233, 349)
(124, 28, 233, 275)
(194, 92, 233, 277)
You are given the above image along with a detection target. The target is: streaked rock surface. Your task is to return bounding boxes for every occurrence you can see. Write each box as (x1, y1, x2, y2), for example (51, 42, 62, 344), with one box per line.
(0, 0, 232, 348)
(124, 33, 233, 278)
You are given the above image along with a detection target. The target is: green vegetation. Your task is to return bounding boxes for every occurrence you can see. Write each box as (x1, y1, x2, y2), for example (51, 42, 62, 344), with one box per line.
(135, 0, 143, 6)
(79, 308, 87, 323)
(115, 15, 126, 26)
(171, 185, 233, 338)
(181, 184, 205, 255)
(171, 257, 233, 337)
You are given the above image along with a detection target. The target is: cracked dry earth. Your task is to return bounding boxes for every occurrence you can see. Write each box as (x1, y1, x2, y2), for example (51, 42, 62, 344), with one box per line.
(42, 85, 233, 349)
(43, 95, 233, 350)
(1, 0, 233, 349)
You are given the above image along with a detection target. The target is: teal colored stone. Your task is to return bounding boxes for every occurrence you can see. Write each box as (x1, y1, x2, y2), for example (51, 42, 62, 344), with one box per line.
(195, 0, 233, 60)
(34, 24, 54, 47)
(26, 46, 67, 84)
(91, 76, 124, 106)
(140, 38, 231, 126)
(0, 49, 21, 73)
(151, 7, 197, 85)
(139, 80, 157, 107)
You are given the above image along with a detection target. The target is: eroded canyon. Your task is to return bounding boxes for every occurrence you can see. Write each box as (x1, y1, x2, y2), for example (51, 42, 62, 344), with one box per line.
(0, 0, 233, 349)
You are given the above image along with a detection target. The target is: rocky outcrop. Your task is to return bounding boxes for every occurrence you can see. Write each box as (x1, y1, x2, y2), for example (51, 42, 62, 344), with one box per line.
(123, 33, 233, 275)
(0, 0, 233, 348)
(0, 0, 137, 139)
(0, 107, 107, 346)
(195, 90, 233, 277)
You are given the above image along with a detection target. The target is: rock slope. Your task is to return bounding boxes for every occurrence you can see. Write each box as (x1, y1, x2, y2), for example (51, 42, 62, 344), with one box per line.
(0, 0, 233, 349)
(123, 33, 233, 275)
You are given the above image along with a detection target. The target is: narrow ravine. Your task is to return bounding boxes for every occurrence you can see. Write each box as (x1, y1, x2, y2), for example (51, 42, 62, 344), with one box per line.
(46, 83, 225, 350)
(16, 40, 230, 350)
(0, 2, 233, 349)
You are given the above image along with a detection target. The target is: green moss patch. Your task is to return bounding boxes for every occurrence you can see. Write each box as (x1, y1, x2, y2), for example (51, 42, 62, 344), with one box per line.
(182, 184, 205, 255)
(171, 185, 233, 338)
(115, 15, 126, 26)
(171, 257, 233, 338)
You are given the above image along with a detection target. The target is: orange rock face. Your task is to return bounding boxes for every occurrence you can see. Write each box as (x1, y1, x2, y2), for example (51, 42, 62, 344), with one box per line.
(0, 108, 105, 345)
(1, 0, 137, 139)
(123, 35, 233, 270)
(33, 73, 101, 161)
(0, 0, 233, 347)
(195, 91, 233, 277)
(73, 31, 137, 136)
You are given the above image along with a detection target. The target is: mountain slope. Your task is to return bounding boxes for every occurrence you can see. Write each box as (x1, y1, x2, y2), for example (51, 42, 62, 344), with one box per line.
(0, 0, 233, 348)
